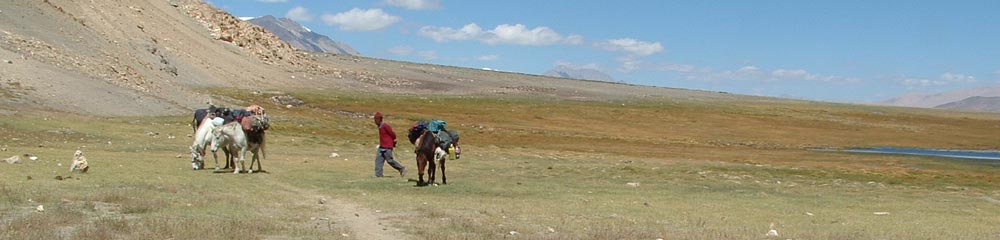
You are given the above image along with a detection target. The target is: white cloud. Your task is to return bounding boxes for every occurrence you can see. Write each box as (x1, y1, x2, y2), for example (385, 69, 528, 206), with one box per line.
(477, 55, 499, 61)
(286, 6, 313, 22)
(321, 8, 400, 31)
(383, 0, 441, 10)
(771, 69, 815, 80)
(596, 38, 664, 56)
(898, 72, 978, 87)
(564, 35, 585, 45)
(994, 70, 1000, 76)
(901, 78, 946, 87)
(418, 23, 484, 42)
(617, 56, 643, 73)
(388, 45, 414, 56)
(256, 0, 287, 3)
(485, 24, 563, 45)
(737, 66, 762, 74)
(654, 64, 860, 84)
(418, 23, 581, 46)
(940, 72, 976, 83)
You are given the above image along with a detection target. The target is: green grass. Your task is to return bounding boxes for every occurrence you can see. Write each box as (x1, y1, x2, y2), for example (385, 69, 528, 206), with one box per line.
(1, 89, 999, 239)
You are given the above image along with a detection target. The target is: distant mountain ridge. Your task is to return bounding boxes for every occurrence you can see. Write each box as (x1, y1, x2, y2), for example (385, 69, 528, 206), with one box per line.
(247, 15, 359, 55)
(934, 96, 1000, 112)
(881, 85, 1000, 111)
(543, 65, 617, 83)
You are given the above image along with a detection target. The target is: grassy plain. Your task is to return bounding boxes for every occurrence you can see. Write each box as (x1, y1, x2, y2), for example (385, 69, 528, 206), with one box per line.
(1, 89, 999, 239)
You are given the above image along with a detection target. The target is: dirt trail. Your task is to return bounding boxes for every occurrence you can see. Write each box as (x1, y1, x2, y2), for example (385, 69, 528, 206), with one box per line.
(269, 181, 410, 240)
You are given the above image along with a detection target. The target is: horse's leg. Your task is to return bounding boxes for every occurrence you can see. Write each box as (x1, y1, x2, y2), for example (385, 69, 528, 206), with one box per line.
(222, 146, 232, 169)
(233, 145, 245, 174)
(239, 145, 248, 173)
(212, 148, 220, 171)
(428, 157, 437, 185)
(248, 145, 258, 174)
(440, 157, 447, 185)
(254, 144, 262, 172)
(417, 155, 427, 186)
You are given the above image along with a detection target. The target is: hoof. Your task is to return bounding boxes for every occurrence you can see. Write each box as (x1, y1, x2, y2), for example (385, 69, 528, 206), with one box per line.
(248, 169, 254, 174)
(215, 167, 220, 171)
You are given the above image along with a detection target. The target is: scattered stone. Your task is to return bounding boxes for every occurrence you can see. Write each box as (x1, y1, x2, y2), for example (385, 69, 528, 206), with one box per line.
(26, 176, 32, 180)
(805, 212, 814, 216)
(55, 175, 64, 180)
(1, 145, 6, 151)
(3, 59, 11, 64)
(767, 222, 778, 237)
(4, 155, 21, 164)
(874, 212, 890, 216)
(36, 205, 44, 212)
(318, 197, 326, 204)
(270, 95, 304, 106)
(175, 154, 183, 158)
(626, 182, 640, 187)
(27, 154, 38, 161)
(329, 152, 340, 158)
(70, 150, 89, 173)
(508, 231, 519, 236)
(547, 227, 556, 233)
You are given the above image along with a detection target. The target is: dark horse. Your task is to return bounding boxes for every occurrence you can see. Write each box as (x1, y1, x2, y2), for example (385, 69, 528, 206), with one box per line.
(414, 130, 446, 186)
(191, 107, 232, 133)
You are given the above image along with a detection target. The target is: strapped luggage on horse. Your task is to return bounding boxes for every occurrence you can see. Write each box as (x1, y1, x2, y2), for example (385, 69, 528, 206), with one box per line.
(231, 106, 269, 132)
(408, 120, 427, 144)
(410, 119, 461, 159)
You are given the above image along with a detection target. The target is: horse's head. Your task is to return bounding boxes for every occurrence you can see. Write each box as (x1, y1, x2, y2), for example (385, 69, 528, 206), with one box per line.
(209, 126, 228, 153)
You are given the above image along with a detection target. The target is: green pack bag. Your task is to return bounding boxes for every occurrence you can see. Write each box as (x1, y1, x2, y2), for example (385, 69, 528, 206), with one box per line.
(437, 129, 459, 149)
(427, 119, 447, 132)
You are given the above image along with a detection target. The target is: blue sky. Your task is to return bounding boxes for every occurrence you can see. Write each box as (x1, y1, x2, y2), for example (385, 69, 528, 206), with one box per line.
(210, 0, 1000, 103)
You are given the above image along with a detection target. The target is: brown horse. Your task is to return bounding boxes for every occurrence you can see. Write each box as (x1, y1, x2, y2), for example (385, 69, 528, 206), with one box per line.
(414, 130, 446, 186)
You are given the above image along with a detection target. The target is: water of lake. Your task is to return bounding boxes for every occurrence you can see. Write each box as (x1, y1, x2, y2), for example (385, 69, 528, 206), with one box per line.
(820, 147, 1000, 162)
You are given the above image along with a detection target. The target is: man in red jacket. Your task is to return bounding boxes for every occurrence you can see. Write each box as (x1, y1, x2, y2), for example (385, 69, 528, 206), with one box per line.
(373, 112, 405, 177)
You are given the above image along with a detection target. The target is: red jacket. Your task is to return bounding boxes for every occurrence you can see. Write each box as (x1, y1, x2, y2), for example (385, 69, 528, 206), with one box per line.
(378, 122, 396, 149)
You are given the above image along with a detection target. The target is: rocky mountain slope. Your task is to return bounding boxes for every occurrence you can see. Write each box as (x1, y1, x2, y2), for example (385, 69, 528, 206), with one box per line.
(247, 15, 359, 55)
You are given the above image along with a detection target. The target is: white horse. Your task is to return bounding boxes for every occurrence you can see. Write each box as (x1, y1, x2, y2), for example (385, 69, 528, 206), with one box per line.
(211, 122, 262, 174)
(190, 117, 233, 170)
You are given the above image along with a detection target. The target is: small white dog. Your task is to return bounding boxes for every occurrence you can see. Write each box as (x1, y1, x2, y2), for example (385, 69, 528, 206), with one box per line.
(70, 150, 89, 173)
